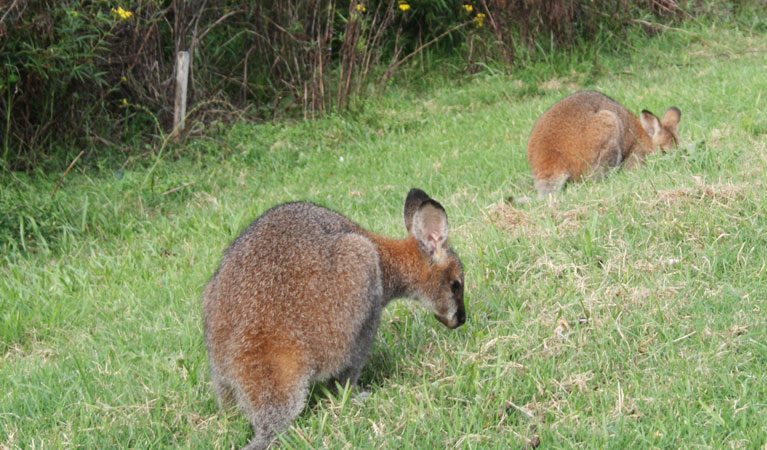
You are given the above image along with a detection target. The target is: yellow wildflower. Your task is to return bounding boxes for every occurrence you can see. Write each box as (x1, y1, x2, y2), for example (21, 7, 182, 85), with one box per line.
(398, 2, 410, 12)
(462, 4, 473, 13)
(112, 6, 133, 20)
(473, 12, 485, 27)
(121, 75, 127, 82)
(121, 98, 128, 106)
(356, 3, 366, 12)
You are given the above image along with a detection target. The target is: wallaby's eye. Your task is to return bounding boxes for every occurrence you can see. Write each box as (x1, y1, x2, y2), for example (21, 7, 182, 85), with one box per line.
(450, 280, 461, 294)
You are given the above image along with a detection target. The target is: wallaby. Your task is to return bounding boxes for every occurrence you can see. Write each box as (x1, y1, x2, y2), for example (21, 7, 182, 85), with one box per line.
(202, 189, 465, 450)
(526, 91, 681, 198)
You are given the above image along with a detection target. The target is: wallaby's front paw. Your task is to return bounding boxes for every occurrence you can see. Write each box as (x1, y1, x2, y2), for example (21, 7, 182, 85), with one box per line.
(353, 390, 371, 404)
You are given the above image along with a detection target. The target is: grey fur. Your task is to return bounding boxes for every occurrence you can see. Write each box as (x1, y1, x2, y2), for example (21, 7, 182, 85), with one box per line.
(202, 190, 465, 449)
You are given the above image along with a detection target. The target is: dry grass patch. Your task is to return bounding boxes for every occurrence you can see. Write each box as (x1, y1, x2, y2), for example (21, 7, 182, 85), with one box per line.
(653, 181, 748, 207)
(0, 426, 18, 450)
(486, 200, 601, 238)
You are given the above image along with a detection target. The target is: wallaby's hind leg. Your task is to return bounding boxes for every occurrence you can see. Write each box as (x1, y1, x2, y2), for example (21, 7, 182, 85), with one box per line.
(534, 174, 570, 199)
(209, 360, 235, 408)
(329, 303, 382, 391)
(589, 137, 622, 181)
(327, 235, 383, 392)
(587, 110, 623, 181)
(232, 344, 310, 450)
(241, 391, 308, 450)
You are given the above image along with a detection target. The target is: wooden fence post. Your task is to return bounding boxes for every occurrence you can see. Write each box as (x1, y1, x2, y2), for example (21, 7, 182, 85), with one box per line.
(172, 50, 190, 139)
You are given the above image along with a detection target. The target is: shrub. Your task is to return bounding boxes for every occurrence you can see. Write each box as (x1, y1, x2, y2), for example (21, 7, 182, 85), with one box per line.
(0, 0, 748, 171)
(1, 0, 174, 170)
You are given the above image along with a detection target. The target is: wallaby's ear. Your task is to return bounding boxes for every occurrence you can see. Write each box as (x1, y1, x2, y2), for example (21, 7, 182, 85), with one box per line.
(404, 188, 432, 233)
(640, 110, 662, 138)
(661, 107, 681, 134)
(412, 200, 448, 260)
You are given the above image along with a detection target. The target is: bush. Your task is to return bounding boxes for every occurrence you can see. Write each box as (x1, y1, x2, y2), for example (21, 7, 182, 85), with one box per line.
(0, 0, 746, 172)
(1, 0, 174, 170)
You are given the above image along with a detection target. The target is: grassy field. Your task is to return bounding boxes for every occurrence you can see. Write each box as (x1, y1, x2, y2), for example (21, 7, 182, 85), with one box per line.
(3, 20, 767, 449)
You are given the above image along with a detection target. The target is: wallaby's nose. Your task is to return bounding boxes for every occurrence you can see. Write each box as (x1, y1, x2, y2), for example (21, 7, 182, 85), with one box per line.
(455, 307, 466, 326)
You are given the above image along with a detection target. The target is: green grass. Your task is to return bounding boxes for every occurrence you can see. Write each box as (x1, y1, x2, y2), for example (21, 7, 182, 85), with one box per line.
(3, 21, 767, 449)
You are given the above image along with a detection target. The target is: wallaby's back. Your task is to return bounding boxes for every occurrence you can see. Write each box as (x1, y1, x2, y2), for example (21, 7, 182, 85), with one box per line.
(203, 202, 381, 384)
(526, 91, 680, 198)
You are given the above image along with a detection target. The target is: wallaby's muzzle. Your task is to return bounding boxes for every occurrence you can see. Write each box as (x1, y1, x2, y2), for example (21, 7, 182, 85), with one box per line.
(436, 305, 466, 329)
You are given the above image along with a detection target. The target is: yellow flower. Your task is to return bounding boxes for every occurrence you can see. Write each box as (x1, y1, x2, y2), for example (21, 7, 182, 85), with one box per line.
(462, 4, 473, 13)
(355, 3, 366, 12)
(121, 98, 128, 106)
(112, 6, 133, 20)
(398, 2, 410, 12)
(473, 12, 485, 27)
(121, 75, 127, 82)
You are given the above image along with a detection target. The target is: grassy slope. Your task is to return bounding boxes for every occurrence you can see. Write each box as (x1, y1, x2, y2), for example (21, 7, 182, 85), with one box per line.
(2, 22, 767, 449)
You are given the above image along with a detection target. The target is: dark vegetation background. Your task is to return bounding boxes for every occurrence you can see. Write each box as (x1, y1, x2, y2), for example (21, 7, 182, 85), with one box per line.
(0, 0, 762, 171)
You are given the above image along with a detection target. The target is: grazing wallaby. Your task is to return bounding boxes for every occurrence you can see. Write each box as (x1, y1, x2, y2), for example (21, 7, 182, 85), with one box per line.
(526, 91, 681, 198)
(202, 189, 465, 450)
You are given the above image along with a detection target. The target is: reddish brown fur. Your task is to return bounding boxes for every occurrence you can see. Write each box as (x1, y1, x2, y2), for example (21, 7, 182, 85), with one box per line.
(366, 235, 463, 323)
(202, 190, 464, 449)
(526, 91, 681, 198)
